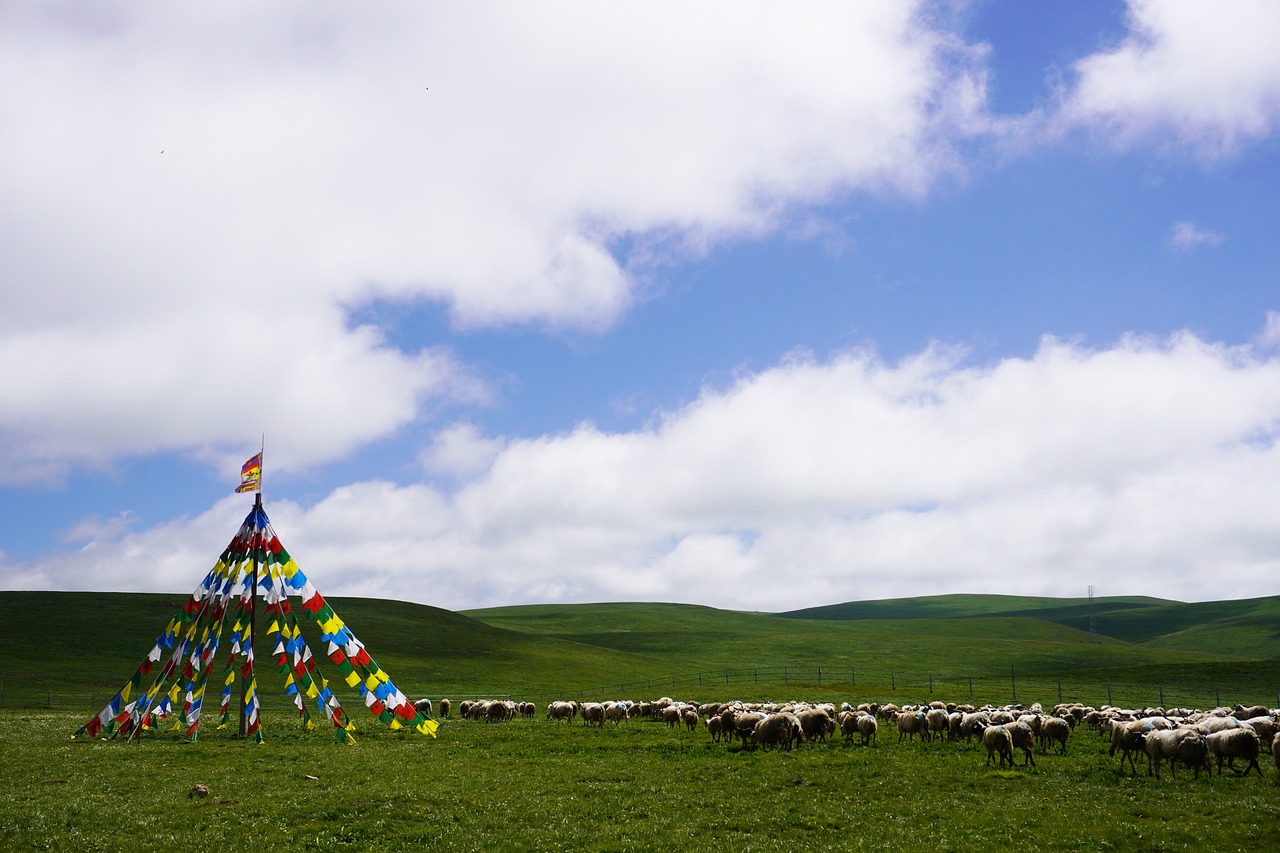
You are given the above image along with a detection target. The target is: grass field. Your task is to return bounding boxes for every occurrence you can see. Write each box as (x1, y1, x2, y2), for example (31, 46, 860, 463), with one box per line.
(2, 706, 1278, 851)
(2, 590, 1279, 849)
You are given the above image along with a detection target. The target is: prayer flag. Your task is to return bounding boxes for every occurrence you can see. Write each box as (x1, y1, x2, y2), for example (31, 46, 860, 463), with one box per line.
(234, 453, 262, 494)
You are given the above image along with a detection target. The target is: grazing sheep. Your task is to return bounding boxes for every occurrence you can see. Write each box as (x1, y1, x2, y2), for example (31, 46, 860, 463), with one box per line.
(925, 708, 949, 742)
(1144, 729, 1191, 780)
(1172, 731, 1212, 780)
(1272, 731, 1280, 785)
(838, 711, 859, 743)
(983, 725, 1014, 767)
(1110, 720, 1149, 775)
(546, 700, 575, 723)
(896, 711, 928, 743)
(413, 698, 433, 717)
(580, 702, 606, 728)
(1006, 721, 1036, 767)
(856, 713, 878, 747)
(1040, 717, 1071, 755)
(797, 709, 835, 744)
(662, 706, 682, 728)
(188, 783, 210, 799)
(1241, 716, 1277, 745)
(733, 711, 768, 745)
(751, 713, 803, 751)
(1207, 728, 1263, 777)
(604, 702, 629, 726)
(439, 698, 451, 718)
(682, 707, 700, 732)
(1234, 704, 1270, 721)
(706, 715, 724, 743)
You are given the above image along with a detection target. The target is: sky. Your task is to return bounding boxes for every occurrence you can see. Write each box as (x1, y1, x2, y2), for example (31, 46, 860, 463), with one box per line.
(3, 0, 1280, 613)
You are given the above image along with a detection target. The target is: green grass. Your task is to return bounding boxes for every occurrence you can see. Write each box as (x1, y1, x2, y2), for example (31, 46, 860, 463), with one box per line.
(2, 708, 1278, 851)
(3, 590, 1280, 849)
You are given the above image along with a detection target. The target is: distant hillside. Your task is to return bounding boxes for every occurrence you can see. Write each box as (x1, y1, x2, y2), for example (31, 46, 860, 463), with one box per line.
(775, 593, 1280, 659)
(3, 591, 1278, 710)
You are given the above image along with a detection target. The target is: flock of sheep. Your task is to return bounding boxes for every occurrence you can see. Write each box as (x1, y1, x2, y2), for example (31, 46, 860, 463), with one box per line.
(414, 695, 1280, 780)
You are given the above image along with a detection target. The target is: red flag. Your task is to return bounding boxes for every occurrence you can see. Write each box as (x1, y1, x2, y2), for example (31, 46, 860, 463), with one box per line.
(235, 453, 262, 494)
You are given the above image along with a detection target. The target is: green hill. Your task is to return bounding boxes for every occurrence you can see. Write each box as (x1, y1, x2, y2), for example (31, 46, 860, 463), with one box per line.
(3, 591, 1278, 710)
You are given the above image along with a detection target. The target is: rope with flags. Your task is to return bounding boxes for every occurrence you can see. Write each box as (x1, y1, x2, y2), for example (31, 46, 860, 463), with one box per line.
(74, 464, 438, 744)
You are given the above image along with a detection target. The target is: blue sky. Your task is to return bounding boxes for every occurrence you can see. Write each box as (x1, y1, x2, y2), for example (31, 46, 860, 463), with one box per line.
(3, 1, 1280, 611)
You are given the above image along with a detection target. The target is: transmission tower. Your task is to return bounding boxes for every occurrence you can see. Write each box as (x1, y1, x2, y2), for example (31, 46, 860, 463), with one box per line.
(1087, 585, 1098, 644)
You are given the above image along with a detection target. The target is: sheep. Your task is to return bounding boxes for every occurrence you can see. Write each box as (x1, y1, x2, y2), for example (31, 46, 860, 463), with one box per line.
(983, 725, 1014, 767)
(1040, 717, 1071, 755)
(733, 711, 768, 745)
(925, 708, 949, 742)
(682, 707, 700, 732)
(662, 705, 682, 728)
(546, 700, 575, 723)
(1234, 704, 1270, 721)
(838, 710, 859, 743)
(580, 702, 606, 728)
(1206, 728, 1263, 777)
(958, 711, 988, 742)
(797, 709, 835, 744)
(856, 713, 878, 747)
(1240, 716, 1277, 745)
(1272, 731, 1280, 785)
(896, 711, 928, 743)
(413, 698, 433, 717)
(1006, 720, 1036, 767)
(439, 698, 451, 718)
(751, 713, 803, 751)
(1144, 729, 1194, 780)
(604, 702, 629, 726)
(1110, 720, 1149, 775)
(706, 715, 724, 743)
(1172, 731, 1212, 780)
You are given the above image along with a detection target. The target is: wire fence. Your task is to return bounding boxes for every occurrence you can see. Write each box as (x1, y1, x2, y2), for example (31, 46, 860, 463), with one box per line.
(8, 663, 1276, 715)
(562, 664, 1280, 712)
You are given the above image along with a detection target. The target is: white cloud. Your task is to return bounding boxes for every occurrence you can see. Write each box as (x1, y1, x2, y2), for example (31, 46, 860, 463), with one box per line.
(1169, 220, 1224, 249)
(1258, 311, 1280, 350)
(1060, 0, 1280, 156)
(0, 2, 991, 482)
(10, 330, 1280, 610)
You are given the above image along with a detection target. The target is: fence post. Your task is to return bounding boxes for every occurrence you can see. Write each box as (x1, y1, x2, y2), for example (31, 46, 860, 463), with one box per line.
(1058, 681, 1062, 704)
(1215, 689, 1220, 707)
(851, 667, 856, 686)
(818, 666, 822, 686)
(968, 676, 973, 698)
(890, 671, 895, 690)
(1107, 685, 1112, 705)
(754, 668, 758, 685)
(1011, 666, 1016, 703)
(785, 667, 789, 685)
(1159, 686, 1164, 707)
(699, 673, 702, 687)
(928, 674, 933, 694)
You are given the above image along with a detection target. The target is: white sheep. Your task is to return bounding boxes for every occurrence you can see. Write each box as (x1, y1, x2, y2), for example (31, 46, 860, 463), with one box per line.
(1272, 731, 1280, 786)
(856, 713, 878, 747)
(413, 698, 433, 717)
(983, 725, 1013, 767)
(439, 698, 451, 718)
(797, 709, 834, 744)
(1040, 717, 1071, 755)
(751, 713, 803, 751)
(1206, 728, 1263, 777)
(896, 710, 928, 743)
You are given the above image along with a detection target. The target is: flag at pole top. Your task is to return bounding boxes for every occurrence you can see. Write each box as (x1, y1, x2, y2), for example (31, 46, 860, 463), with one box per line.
(235, 453, 262, 494)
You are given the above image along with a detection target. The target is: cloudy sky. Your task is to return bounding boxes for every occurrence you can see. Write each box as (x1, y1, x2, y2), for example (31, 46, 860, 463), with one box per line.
(3, 0, 1279, 613)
